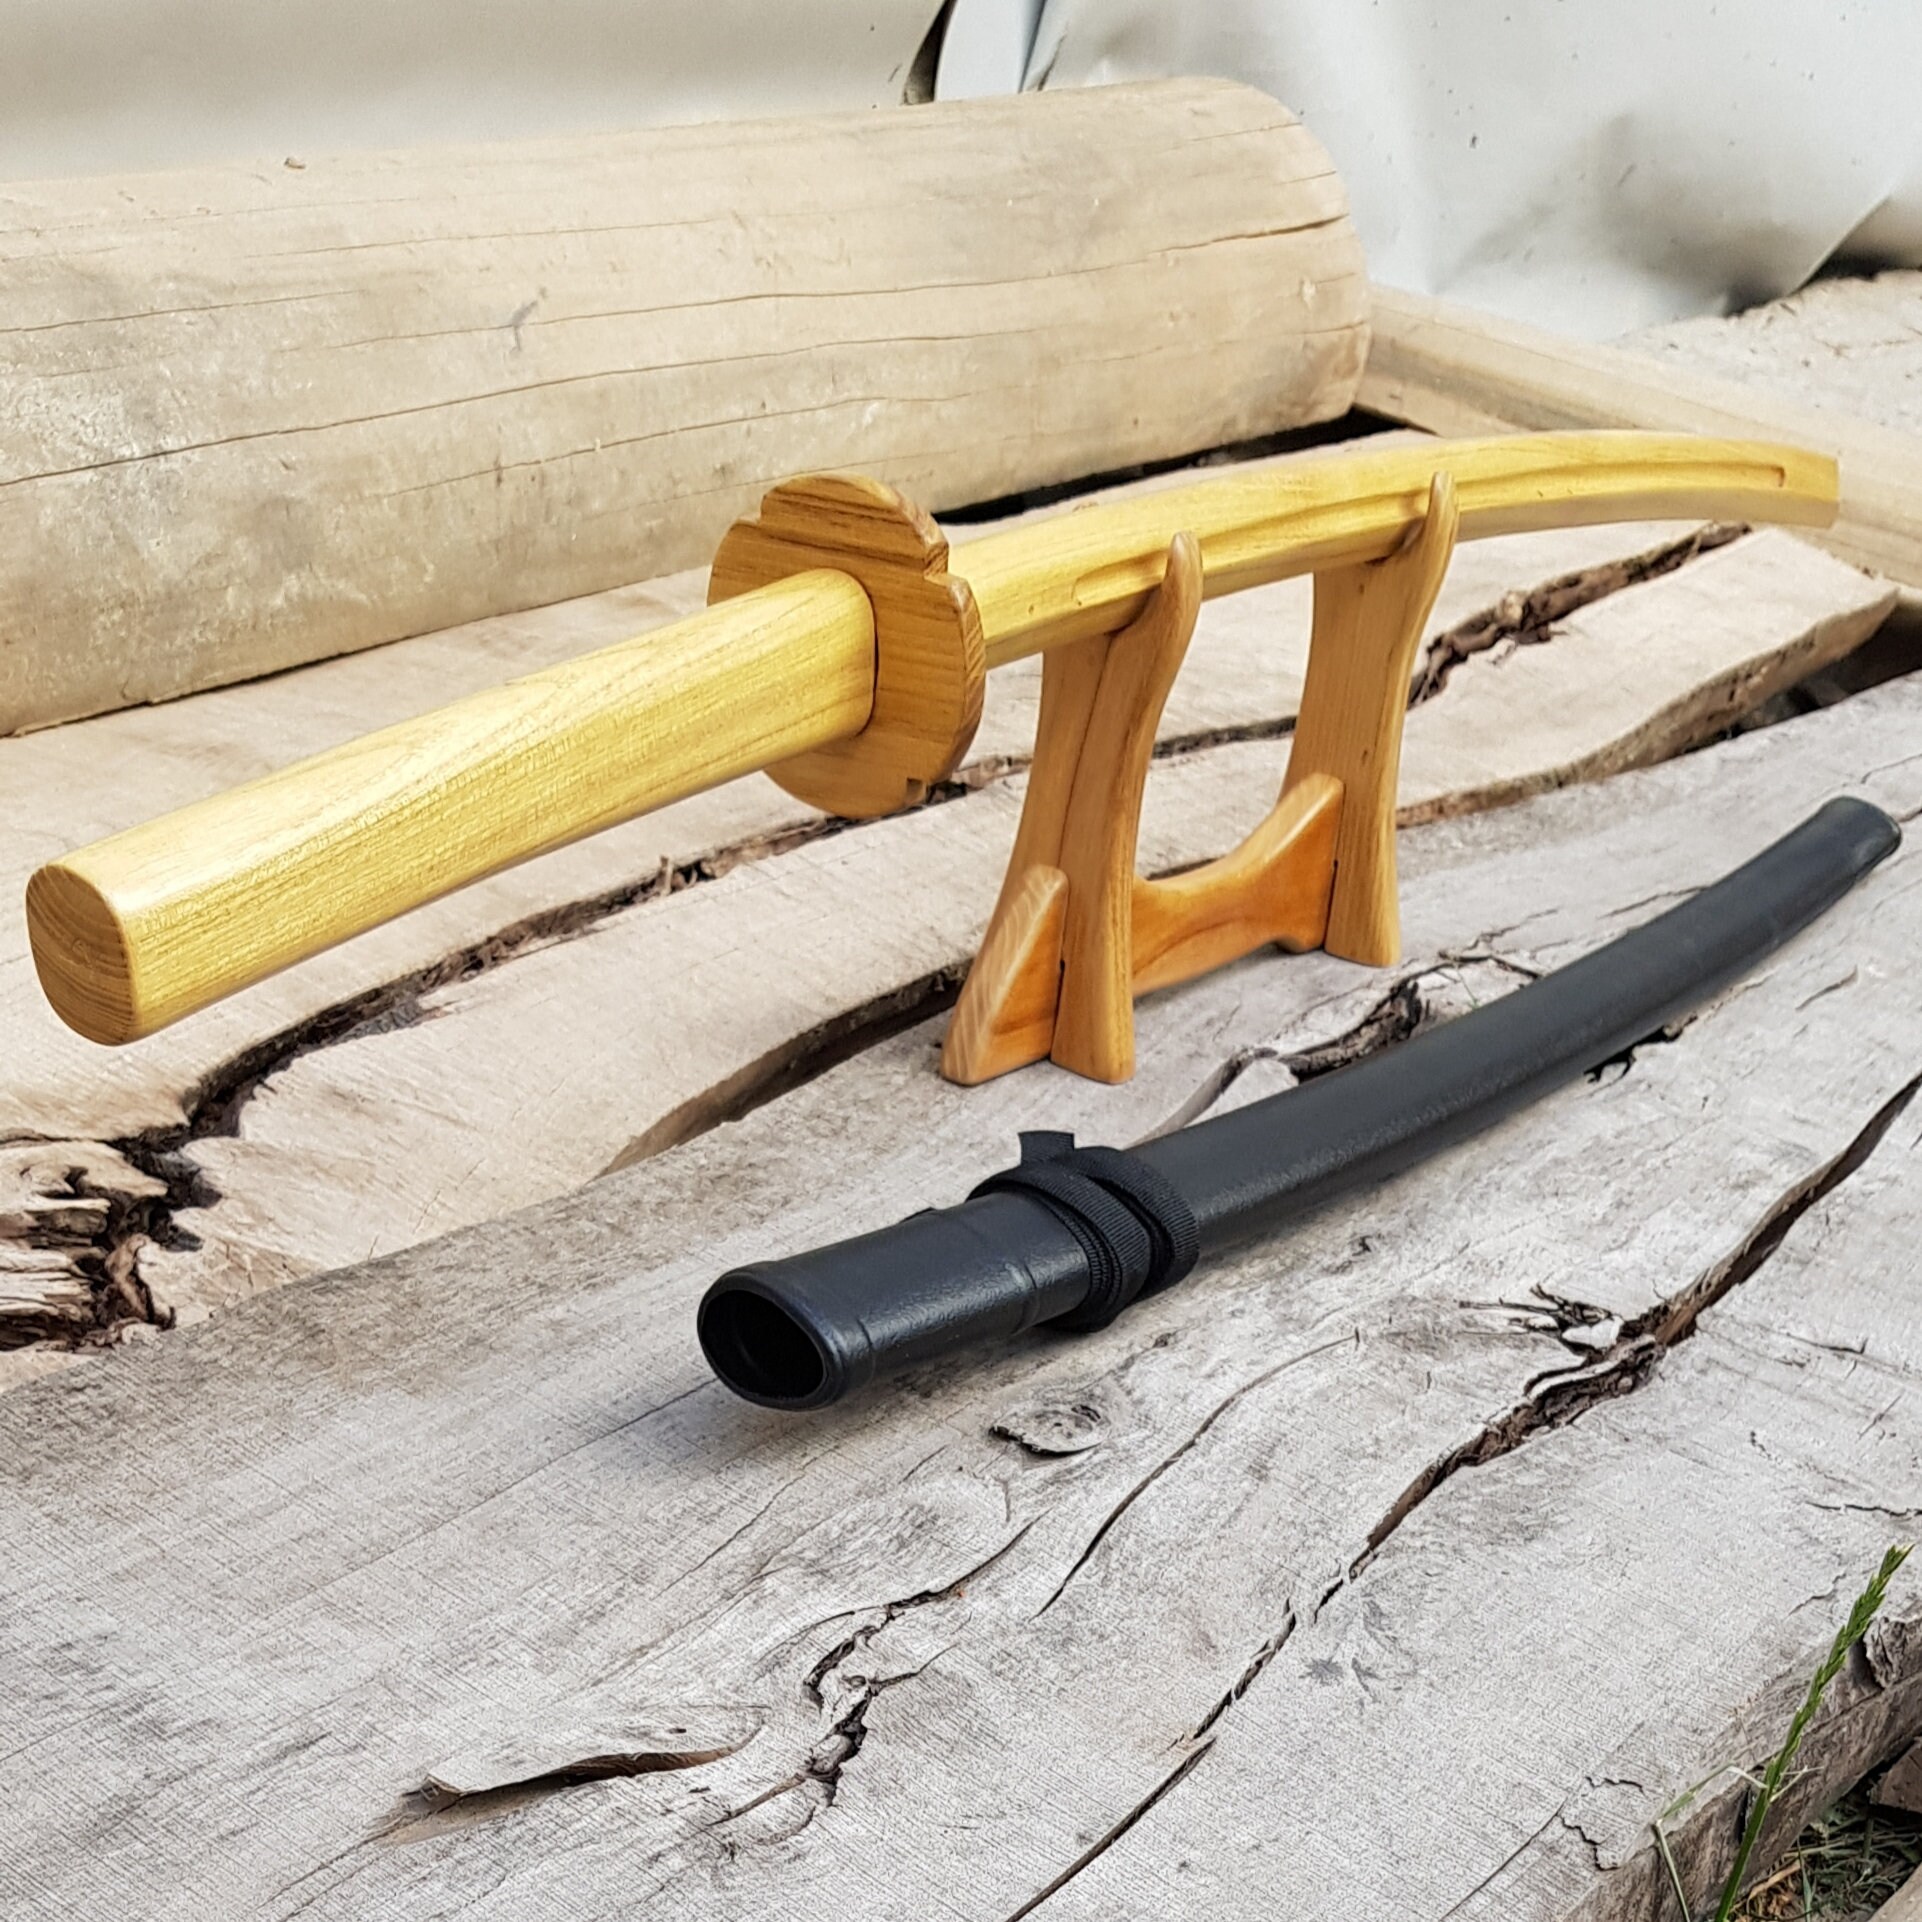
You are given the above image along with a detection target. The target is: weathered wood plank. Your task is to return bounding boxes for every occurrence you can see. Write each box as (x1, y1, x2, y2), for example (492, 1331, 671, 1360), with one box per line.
(1396, 527, 1894, 820)
(1358, 282, 1922, 588)
(1635, 268, 1922, 438)
(1068, 1116, 1922, 1922)
(0, 80, 1367, 732)
(2, 678, 1920, 1918)
(111, 528, 1891, 1330)
(9, 431, 1804, 1364)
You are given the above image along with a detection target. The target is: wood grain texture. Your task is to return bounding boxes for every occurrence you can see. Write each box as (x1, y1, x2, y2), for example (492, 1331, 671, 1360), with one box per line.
(949, 535, 1210, 1085)
(27, 572, 875, 1044)
(955, 431, 1837, 663)
(1285, 470, 1458, 966)
(1359, 282, 1922, 587)
(1395, 529, 1897, 822)
(943, 536, 1339, 1085)
(4, 681, 1921, 1919)
(0, 444, 1681, 1150)
(1128, 773, 1340, 995)
(25, 432, 1838, 1044)
(939, 865, 1071, 1089)
(1876, 1739, 1922, 1814)
(708, 473, 986, 817)
(0, 78, 1369, 733)
(0, 521, 1891, 1364)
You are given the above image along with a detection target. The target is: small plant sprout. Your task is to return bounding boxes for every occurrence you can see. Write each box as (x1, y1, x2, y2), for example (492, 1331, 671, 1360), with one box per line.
(1650, 1543, 1911, 1922)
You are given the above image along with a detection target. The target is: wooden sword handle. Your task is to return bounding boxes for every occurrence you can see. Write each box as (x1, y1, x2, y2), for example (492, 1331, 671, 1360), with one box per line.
(27, 572, 875, 1044)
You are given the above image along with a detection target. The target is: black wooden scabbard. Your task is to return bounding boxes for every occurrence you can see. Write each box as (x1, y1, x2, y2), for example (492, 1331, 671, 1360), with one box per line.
(698, 797, 1900, 1409)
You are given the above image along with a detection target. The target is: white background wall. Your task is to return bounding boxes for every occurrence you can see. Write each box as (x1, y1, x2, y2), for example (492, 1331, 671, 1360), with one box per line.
(1023, 0, 1922, 335)
(0, 0, 944, 178)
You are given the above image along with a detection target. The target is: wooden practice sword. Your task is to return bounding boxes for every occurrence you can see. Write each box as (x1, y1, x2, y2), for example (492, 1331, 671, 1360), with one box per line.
(25, 432, 1837, 1045)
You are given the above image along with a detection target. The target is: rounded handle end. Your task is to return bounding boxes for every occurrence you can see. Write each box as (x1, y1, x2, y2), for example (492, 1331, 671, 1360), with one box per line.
(26, 860, 144, 1045)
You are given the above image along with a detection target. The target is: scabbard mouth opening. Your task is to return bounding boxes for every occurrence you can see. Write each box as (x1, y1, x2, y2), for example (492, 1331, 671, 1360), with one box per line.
(698, 1281, 834, 1409)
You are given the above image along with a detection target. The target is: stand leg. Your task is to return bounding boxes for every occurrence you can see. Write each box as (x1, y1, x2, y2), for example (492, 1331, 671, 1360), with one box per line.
(938, 632, 1107, 1086)
(1049, 533, 1203, 1082)
(940, 536, 1201, 1086)
(1284, 472, 1459, 967)
(939, 865, 1068, 1086)
(945, 485, 1420, 1090)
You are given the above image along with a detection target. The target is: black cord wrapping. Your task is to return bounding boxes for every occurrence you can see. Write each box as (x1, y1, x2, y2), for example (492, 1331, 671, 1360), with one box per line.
(971, 1130, 1200, 1329)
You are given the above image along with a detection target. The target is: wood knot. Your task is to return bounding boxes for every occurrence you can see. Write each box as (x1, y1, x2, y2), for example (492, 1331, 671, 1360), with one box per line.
(991, 1399, 1109, 1456)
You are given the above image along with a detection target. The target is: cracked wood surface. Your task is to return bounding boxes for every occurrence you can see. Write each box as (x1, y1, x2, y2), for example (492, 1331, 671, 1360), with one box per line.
(0, 79, 1368, 732)
(3, 681, 1921, 1918)
(129, 524, 1890, 1324)
(16, 428, 1883, 1374)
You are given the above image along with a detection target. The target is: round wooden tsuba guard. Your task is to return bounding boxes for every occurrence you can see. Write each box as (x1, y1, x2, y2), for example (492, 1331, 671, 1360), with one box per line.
(708, 474, 987, 819)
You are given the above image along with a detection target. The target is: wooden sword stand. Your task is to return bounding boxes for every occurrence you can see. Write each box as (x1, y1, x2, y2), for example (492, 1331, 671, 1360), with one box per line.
(941, 474, 1460, 1086)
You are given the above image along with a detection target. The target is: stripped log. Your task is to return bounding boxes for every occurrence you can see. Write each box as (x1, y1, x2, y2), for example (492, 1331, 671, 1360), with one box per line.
(0, 79, 1367, 732)
(2, 681, 1920, 1919)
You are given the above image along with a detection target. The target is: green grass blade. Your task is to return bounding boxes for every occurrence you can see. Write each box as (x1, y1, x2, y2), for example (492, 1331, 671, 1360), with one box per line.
(1710, 1543, 1910, 1922)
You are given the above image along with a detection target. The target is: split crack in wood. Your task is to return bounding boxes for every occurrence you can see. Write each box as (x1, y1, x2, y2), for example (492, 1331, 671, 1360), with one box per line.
(996, 1741, 1218, 1922)
(1187, 1611, 1300, 1743)
(1334, 1069, 1922, 1605)
(0, 1133, 190, 1348)
(375, 1534, 1042, 1850)
(1144, 954, 1543, 1137)
(0, 517, 1883, 1366)
(707, 1520, 1041, 1838)
(1583, 1013, 1696, 1086)
(1409, 523, 1746, 702)
(1037, 1334, 1361, 1618)
(381, 1720, 761, 1844)
(1556, 1808, 1610, 1875)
